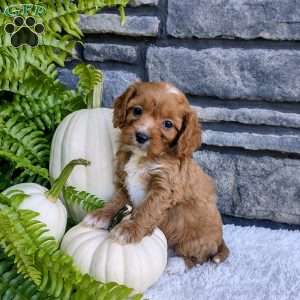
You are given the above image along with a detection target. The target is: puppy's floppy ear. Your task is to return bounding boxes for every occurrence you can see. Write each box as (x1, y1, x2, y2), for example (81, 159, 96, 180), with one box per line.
(113, 84, 137, 128)
(176, 110, 201, 159)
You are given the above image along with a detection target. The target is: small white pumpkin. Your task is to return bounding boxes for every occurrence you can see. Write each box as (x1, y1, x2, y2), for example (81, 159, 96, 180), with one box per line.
(4, 159, 89, 242)
(49, 107, 120, 222)
(61, 222, 168, 292)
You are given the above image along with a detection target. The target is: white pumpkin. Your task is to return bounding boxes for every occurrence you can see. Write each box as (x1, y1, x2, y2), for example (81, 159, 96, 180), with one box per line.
(61, 223, 168, 292)
(49, 107, 120, 222)
(3, 159, 89, 242)
(4, 183, 67, 241)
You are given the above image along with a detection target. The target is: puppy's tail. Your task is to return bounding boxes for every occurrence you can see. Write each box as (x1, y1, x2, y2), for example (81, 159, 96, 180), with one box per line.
(212, 239, 229, 264)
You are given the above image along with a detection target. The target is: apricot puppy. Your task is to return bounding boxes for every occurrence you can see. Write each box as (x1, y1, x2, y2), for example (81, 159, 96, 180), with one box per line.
(85, 82, 229, 267)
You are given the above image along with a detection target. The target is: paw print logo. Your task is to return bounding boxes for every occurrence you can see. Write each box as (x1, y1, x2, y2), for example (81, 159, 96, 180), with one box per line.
(4, 16, 44, 47)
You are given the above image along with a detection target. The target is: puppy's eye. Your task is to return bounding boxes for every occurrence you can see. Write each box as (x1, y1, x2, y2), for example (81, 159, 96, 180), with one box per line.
(163, 120, 173, 129)
(132, 106, 143, 117)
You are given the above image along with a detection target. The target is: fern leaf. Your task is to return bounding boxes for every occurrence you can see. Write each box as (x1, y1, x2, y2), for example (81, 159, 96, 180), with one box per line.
(0, 47, 19, 79)
(78, 0, 129, 15)
(1, 32, 75, 73)
(35, 36, 77, 66)
(0, 150, 49, 180)
(0, 93, 84, 131)
(0, 66, 86, 131)
(1, 189, 28, 208)
(73, 63, 104, 100)
(0, 205, 141, 300)
(0, 47, 58, 81)
(44, 0, 129, 38)
(0, 160, 14, 190)
(0, 249, 53, 300)
(11, 170, 49, 189)
(45, 1, 83, 38)
(63, 186, 104, 213)
(0, 72, 72, 102)
(0, 208, 42, 285)
(0, 193, 10, 207)
(0, 117, 50, 166)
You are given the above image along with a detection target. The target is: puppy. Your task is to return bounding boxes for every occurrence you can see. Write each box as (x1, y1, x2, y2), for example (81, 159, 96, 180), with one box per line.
(85, 82, 229, 267)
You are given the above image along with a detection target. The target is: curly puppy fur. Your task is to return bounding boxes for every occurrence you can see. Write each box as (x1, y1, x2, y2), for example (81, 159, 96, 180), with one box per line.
(85, 82, 229, 267)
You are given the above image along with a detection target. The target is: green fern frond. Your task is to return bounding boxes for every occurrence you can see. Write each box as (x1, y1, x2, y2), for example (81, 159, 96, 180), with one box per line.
(0, 47, 58, 81)
(63, 186, 104, 213)
(78, 0, 129, 17)
(24, 50, 58, 81)
(44, 0, 129, 38)
(0, 117, 50, 166)
(0, 47, 18, 70)
(45, 1, 83, 39)
(73, 63, 104, 100)
(12, 169, 49, 187)
(0, 94, 62, 130)
(1, 31, 75, 73)
(0, 92, 84, 131)
(0, 189, 30, 209)
(0, 69, 85, 131)
(72, 276, 140, 300)
(35, 36, 77, 66)
(0, 150, 49, 179)
(0, 205, 141, 300)
(0, 160, 14, 190)
(0, 208, 42, 285)
(0, 193, 11, 207)
(0, 249, 53, 300)
(0, 69, 72, 100)
(1, 189, 28, 208)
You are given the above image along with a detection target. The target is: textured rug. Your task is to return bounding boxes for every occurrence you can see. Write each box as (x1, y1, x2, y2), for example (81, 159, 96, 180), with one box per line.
(145, 224, 300, 300)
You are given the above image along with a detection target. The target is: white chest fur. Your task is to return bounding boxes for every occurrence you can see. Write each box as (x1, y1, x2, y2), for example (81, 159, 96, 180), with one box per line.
(125, 152, 149, 208)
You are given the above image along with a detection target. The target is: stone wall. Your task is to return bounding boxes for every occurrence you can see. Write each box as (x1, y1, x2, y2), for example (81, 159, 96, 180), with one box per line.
(59, 0, 300, 225)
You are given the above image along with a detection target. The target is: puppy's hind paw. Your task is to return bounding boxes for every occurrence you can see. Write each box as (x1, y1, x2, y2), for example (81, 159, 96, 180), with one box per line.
(212, 256, 221, 264)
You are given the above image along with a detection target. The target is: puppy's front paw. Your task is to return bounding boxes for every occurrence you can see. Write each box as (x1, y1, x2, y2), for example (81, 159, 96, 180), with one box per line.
(83, 210, 110, 229)
(110, 220, 144, 244)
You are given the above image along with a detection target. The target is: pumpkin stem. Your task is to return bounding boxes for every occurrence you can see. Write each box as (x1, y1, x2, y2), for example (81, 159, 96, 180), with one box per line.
(88, 81, 103, 109)
(46, 159, 90, 202)
(108, 205, 133, 231)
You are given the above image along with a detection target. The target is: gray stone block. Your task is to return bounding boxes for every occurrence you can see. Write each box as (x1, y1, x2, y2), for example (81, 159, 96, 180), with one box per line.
(195, 150, 237, 215)
(194, 150, 300, 224)
(202, 130, 300, 154)
(147, 47, 300, 102)
(167, 0, 300, 40)
(80, 14, 160, 37)
(103, 71, 140, 107)
(84, 43, 138, 64)
(194, 106, 300, 129)
(57, 68, 78, 90)
(129, 0, 159, 6)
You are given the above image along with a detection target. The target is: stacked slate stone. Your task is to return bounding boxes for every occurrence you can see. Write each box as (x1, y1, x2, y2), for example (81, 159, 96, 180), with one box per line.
(60, 0, 300, 225)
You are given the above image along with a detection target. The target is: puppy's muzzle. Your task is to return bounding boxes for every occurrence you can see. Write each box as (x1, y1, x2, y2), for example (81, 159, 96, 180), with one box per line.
(135, 131, 149, 144)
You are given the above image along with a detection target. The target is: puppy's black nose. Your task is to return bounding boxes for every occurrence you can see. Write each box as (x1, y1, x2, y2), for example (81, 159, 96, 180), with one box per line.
(135, 131, 149, 144)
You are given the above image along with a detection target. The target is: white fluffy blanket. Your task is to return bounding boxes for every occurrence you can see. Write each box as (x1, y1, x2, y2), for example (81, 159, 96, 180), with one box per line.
(145, 224, 300, 300)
